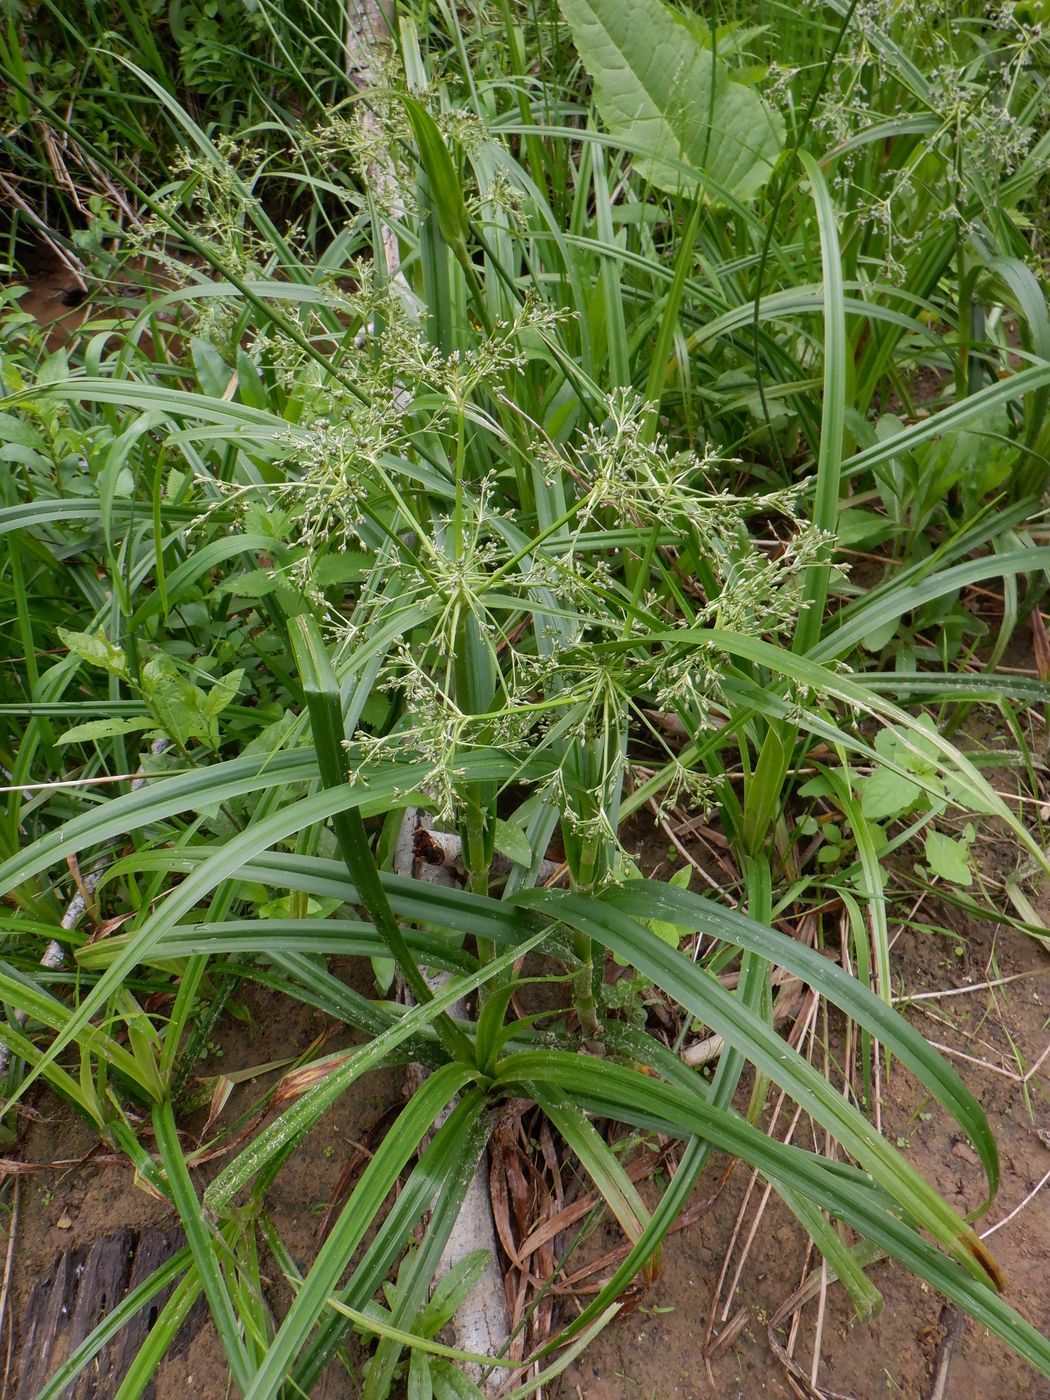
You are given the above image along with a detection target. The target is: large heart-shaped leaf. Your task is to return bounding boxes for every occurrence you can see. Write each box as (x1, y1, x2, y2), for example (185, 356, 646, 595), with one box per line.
(559, 0, 784, 200)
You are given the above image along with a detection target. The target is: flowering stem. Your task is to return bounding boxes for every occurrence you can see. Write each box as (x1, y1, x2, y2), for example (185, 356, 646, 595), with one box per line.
(290, 615, 472, 1063)
(572, 930, 601, 1041)
(572, 836, 602, 1040)
(452, 606, 497, 972)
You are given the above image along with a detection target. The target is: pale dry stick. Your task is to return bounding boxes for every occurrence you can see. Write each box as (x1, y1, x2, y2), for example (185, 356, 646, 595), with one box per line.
(927, 1305, 966, 1400)
(766, 1324, 853, 1400)
(702, 1174, 764, 1345)
(646, 794, 734, 901)
(809, 960, 862, 1395)
(709, 993, 820, 1332)
(846, 901, 885, 1135)
(916, 1002, 1022, 1072)
(0, 771, 171, 794)
(0, 172, 87, 290)
(807, 1013, 832, 1391)
(772, 1002, 828, 1383)
(1022, 1034, 1050, 1086)
(345, 0, 392, 85)
(809, 1260, 829, 1393)
(344, 0, 412, 307)
(775, 981, 824, 1371)
(36, 132, 141, 289)
(38, 123, 83, 210)
(702, 1306, 752, 1370)
(394, 808, 511, 1390)
(896, 968, 1050, 1003)
(346, 0, 502, 1360)
(772, 924, 890, 1372)
(872, 1017, 883, 1136)
(671, 809, 730, 848)
(689, 819, 741, 885)
(719, 1102, 806, 1324)
(987, 788, 1050, 809)
(0, 1178, 19, 1400)
(769, 1240, 888, 1361)
(785, 1232, 816, 1359)
(838, 920, 856, 1108)
(924, 1039, 1021, 1081)
(980, 1163, 1050, 1240)
(791, 1028, 830, 1379)
(888, 889, 930, 955)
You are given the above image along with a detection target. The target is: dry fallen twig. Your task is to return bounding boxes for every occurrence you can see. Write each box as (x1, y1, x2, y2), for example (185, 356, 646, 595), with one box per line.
(0, 1178, 19, 1400)
(395, 807, 511, 1390)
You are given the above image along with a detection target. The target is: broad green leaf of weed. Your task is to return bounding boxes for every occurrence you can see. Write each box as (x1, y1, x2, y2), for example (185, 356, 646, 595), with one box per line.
(191, 337, 233, 398)
(0, 412, 46, 451)
(859, 716, 998, 821)
(859, 717, 942, 820)
(925, 828, 975, 886)
(204, 668, 245, 723)
(58, 628, 130, 681)
(493, 817, 532, 868)
(648, 865, 692, 947)
(859, 764, 921, 821)
(215, 570, 283, 599)
(558, 0, 783, 200)
(860, 617, 900, 654)
(140, 657, 215, 750)
(58, 716, 156, 745)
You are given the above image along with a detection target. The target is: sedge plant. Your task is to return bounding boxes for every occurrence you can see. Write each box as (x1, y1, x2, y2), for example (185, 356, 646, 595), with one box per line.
(1, 0, 1050, 1393)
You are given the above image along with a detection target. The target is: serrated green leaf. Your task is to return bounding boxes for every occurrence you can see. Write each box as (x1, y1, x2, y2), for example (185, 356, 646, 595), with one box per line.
(140, 660, 206, 745)
(205, 668, 244, 721)
(58, 628, 129, 680)
(215, 570, 281, 598)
